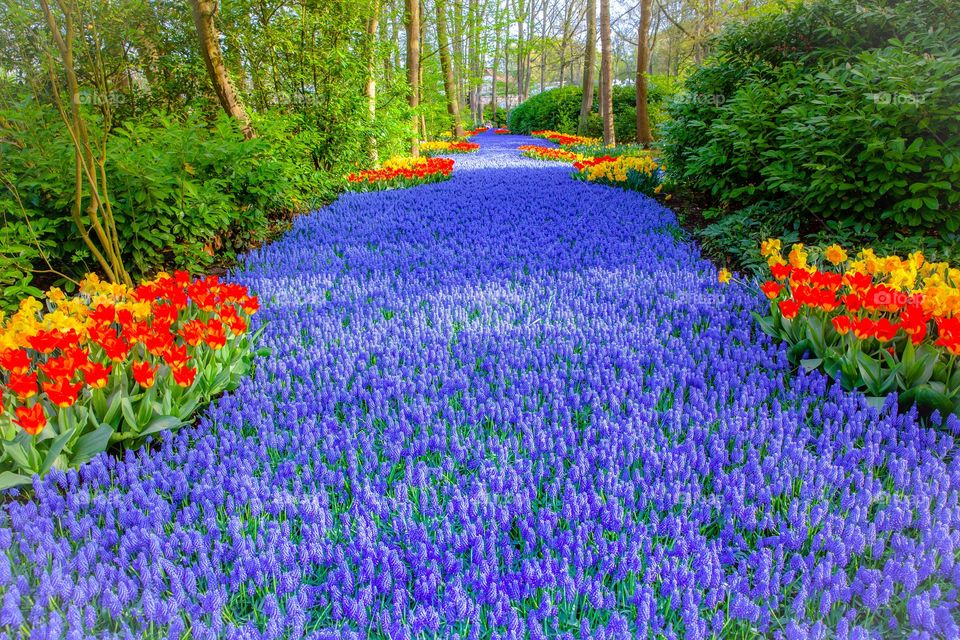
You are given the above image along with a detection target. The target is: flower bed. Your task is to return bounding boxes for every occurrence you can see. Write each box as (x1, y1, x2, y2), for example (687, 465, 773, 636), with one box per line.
(346, 156, 455, 191)
(0, 273, 260, 488)
(419, 140, 480, 155)
(531, 129, 600, 146)
(2, 144, 959, 639)
(573, 154, 663, 196)
(755, 241, 960, 415)
(517, 144, 583, 163)
(493, 128, 510, 134)
(467, 126, 489, 135)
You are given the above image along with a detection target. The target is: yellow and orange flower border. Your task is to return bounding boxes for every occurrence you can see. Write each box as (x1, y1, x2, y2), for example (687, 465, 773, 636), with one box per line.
(744, 240, 960, 416)
(0, 272, 262, 487)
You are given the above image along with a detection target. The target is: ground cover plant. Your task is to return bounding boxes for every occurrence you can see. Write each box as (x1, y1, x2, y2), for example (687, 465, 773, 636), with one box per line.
(0, 272, 260, 488)
(2, 135, 958, 639)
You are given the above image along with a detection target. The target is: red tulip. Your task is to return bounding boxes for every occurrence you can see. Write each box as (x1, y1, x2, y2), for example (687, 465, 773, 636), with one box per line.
(7, 371, 38, 399)
(171, 365, 197, 387)
(14, 404, 46, 436)
(82, 362, 112, 389)
(831, 316, 852, 336)
(43, 377, 83, 408)
(761, 281, 782, 300)
(778, 299, 800, 320)
(131, 361, 157, 388)
(0, 349, 31, 375)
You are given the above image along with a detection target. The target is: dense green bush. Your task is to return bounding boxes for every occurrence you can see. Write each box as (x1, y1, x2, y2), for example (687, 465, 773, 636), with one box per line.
(508, 85, 583, 135)
(509, 80, 673, 141)
(662, 0, 960, 245)
(0, 106, 335, 309)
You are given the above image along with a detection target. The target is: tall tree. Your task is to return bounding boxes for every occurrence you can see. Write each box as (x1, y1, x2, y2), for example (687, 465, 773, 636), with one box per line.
(598, 0, 614, 145)
(405, 0, 420, 155)
(635, 0, 653, 146)
(366, 0, 381, 164)
(577, 0, 595, 135)
(436, 0, 465, 137)
(189, 0, 255, 139)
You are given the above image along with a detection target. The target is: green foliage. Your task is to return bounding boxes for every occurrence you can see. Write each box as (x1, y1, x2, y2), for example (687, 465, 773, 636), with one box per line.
(508, 85, 583, 134)
(1, 106, 336, 283)
(0, 204, 51, 312)
(510, 79, 674, 142)
(662, 0, 960, 241)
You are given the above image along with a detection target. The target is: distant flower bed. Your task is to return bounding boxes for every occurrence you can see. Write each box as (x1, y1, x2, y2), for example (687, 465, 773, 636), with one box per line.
(518, 144, 583, 163)
(346, 156, 455, 191)
(754, 241, 960, 416)
(467, 126, 489, 135)
(573, 155, 663, 197)
(531, 130, 600, 147)
(493, 128, 510, 134)
(0, 273, 260, 488)
(420, 140, 480, 155)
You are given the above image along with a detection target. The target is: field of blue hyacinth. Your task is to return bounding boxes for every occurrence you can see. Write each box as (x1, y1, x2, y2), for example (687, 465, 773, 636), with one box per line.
(3, 132, 959, 640)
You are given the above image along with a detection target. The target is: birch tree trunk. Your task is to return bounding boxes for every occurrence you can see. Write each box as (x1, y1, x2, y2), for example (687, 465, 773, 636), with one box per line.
(405, 0, 420, 155)
(599, 0, 614, 145)
(436, 0, 465, 136)
(577, 0, 595, 135)
(635, 0, 653, 146)
(190, 0, 255, 139)
(366, 1, 380, 164)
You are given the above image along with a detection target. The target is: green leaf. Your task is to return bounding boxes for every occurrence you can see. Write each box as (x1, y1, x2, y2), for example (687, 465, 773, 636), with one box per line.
(40, 428, 75, 474)
(801, 358, 823, 372)
(900, 385, 955, 415)
(787, 339, 811, 365)
(138, 415, 183, 438)
(0, 471, 33, 490)
(3, 440, 34, 472)
(71, 424, 114, 465)
(120, 397, 138, 431)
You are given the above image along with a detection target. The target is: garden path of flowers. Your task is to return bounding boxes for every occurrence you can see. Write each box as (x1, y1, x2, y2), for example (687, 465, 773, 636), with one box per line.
(4, 133, 959, 640)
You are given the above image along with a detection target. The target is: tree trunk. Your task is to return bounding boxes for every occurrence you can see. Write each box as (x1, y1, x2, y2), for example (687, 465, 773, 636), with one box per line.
(577, 0, 595, 135)
(436, 0, 465, 137)
(366, 2, 380, 164)
(190, 0, 255, 139)
(599, 0, 614, 145)
(635, 0, 653, 146)
(405, 0, 420, 155)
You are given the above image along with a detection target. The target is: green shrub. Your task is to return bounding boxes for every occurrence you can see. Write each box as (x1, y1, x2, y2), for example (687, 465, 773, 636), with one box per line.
(0, 105, 337, 287)
(662, 0, 960, 253)
(510, 80, 674, 142)
(508, 85, 583, 134)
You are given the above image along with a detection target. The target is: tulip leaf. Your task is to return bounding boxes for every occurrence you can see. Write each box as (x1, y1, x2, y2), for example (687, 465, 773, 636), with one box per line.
(102, 389, 124, 426)
(787, 339, 811, 365)
(71, 424, 114, 465)
(0, 471, 33, 490)
(801, 358, 823, 372)
(3, 440, 34, 472)
(900, 386, 955, 415)
(40, 428, 74, 474)
(120, 397, 138, 432)
(138, 416, 183, 438)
